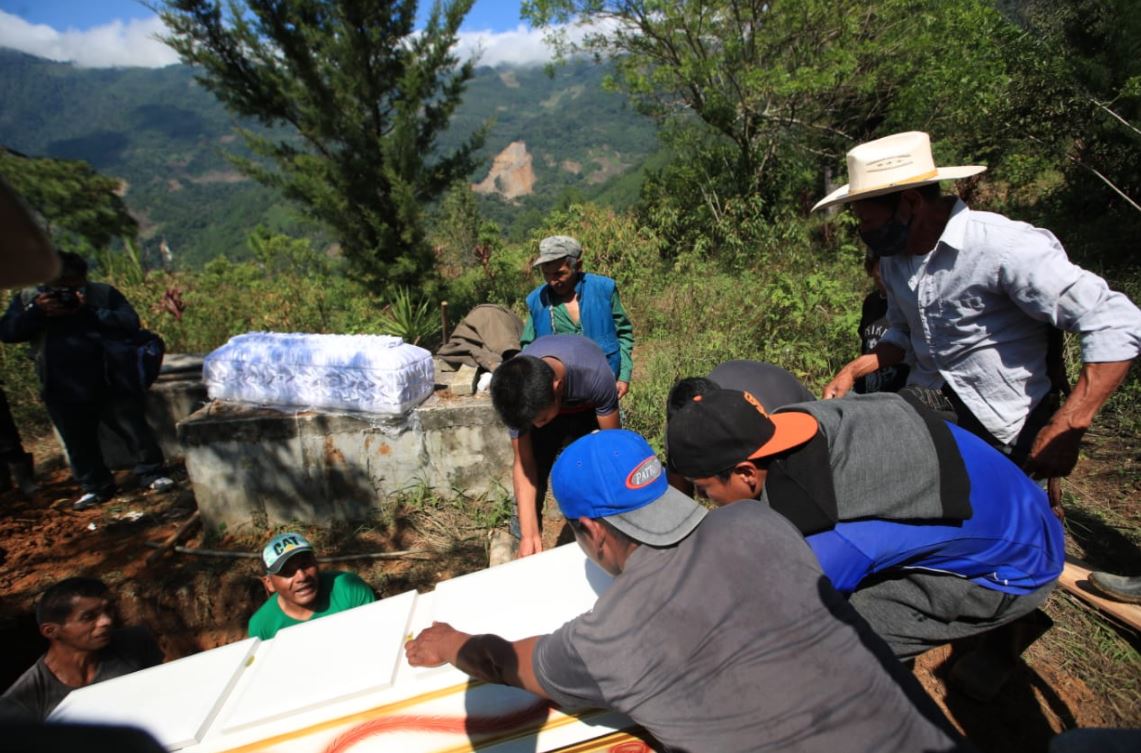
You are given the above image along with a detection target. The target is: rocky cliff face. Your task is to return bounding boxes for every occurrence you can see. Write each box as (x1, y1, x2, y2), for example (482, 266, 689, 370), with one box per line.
(472, 140, 535, 201)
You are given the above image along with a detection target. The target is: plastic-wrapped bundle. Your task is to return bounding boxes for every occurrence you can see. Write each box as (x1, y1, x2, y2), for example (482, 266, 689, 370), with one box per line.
(203, 333, 434, 414)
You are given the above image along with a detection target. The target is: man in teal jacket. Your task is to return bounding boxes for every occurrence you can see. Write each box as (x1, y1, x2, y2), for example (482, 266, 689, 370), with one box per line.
(521, 235, 634, 398)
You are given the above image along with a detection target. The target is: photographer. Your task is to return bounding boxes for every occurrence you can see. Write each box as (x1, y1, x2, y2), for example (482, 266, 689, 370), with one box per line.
(0, 252, 173, 509)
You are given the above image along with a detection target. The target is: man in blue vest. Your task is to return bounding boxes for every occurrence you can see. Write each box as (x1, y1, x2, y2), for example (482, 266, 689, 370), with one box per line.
(520, 235, 634, 398)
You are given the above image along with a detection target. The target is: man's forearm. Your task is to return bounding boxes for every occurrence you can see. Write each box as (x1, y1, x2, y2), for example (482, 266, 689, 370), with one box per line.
(455, 634, 525, 687)
(513, 460, 540, 537)
(824, 343, 905, 398)
(1055, 360, 1133, 429)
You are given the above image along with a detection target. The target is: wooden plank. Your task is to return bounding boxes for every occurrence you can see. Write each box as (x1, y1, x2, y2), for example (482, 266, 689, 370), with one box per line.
(1057, 559, 1141, 632)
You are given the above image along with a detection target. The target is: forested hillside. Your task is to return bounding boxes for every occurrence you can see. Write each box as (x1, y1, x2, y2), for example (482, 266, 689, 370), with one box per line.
(0, 49, 657, 266)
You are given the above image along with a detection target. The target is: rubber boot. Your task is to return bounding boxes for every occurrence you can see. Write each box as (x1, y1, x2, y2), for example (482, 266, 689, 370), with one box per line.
(488, 529, 516, 567)
(1088, 572, 1141, 604)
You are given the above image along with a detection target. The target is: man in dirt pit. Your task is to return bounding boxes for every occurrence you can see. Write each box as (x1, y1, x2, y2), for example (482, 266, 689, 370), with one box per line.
(406, 430, 971, 753)
(247, 532, 375, 640)
(1, 577, 163, 720)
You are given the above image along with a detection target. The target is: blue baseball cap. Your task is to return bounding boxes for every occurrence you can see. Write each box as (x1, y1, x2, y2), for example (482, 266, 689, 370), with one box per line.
(551, 430, 706, 546)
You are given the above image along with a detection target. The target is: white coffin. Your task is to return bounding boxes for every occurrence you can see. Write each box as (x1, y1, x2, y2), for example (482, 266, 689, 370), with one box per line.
(203, 333, 434, 414)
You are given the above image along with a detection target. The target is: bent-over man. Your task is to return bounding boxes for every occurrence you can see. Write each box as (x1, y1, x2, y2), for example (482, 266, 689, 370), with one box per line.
(490, 334, 621, 558)
(406, 430, 968, 752)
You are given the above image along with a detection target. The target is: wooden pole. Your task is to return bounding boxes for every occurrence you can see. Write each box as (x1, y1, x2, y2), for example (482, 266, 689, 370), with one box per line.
(440, 300, 450, 344)
(145, 510, 201, 566)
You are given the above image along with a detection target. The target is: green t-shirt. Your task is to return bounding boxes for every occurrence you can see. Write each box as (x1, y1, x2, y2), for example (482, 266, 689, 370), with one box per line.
(247, 571, 375, 640)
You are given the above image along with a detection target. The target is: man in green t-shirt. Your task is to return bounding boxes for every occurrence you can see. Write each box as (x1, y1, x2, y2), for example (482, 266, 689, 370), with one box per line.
(247, 532, 375, 640)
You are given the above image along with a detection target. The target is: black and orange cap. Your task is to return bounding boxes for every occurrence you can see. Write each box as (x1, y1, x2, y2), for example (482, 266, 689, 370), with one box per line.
(666, 388, 819, 478)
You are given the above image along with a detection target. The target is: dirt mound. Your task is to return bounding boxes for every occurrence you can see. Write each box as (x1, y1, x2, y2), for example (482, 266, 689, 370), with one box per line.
(472, 141, 535, 201)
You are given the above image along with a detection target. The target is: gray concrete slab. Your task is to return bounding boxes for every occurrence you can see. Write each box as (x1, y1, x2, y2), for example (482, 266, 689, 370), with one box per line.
(178, 392, 513, 534)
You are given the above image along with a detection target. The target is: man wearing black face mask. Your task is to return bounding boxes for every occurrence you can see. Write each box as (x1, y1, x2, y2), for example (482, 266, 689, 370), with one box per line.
(816, 132, 1140, 483)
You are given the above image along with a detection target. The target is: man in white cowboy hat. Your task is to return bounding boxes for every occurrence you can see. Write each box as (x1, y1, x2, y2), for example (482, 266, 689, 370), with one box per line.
(818, 132, 1141, 604)
(817, 132, 1139, 482)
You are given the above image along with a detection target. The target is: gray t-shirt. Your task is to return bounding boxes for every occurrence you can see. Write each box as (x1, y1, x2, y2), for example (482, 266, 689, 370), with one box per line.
(534, 502, 963, 753)
(511, 335, 619, 438)
(2, 626, 163, 720)
(709, 360, 815, 409)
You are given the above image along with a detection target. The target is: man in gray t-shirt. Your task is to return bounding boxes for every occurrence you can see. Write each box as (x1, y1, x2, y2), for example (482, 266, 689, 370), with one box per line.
(490, 335, 621, 558)
(3, 578, 163, 720)
(406, 430, 967, 753)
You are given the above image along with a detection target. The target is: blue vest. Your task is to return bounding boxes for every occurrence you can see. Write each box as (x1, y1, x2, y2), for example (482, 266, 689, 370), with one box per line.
(526, 273, 621, 378)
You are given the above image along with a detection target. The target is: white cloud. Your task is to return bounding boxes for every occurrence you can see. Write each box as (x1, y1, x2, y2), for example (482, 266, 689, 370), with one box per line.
(456, 19, 617, 68)
(0, 11, 609, 70)
(0, 11, 179, 68)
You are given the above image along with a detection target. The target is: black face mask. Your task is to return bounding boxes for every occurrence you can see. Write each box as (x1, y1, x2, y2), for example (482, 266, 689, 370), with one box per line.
(859, 217, 910, 257)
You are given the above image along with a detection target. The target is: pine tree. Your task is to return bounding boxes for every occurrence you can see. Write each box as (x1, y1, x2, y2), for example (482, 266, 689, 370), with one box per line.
(158, 0, 485, 287)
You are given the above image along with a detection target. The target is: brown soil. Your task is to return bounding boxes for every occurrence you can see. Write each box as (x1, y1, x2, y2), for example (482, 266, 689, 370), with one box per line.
(1, 430, 1137, 750)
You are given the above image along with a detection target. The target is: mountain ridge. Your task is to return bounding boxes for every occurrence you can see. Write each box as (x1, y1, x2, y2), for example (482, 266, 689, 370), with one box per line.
(0, 48, 659, 266)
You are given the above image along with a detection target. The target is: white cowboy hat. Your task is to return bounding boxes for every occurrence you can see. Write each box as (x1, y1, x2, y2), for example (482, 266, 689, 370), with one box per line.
(812, 131, 986, 212)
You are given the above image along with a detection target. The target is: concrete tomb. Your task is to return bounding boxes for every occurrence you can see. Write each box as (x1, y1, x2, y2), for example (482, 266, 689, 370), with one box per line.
(178, 391, 514, 534)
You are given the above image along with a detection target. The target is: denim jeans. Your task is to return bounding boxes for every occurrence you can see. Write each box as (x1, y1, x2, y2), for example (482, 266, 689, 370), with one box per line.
(46, 394, 165, 493)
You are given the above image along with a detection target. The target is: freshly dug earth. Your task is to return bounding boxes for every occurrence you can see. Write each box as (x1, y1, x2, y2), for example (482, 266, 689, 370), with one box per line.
(0, 430, 1137, 752)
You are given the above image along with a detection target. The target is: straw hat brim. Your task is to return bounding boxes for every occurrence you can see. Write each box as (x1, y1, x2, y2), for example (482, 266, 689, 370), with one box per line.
(812, 165, 987, 212)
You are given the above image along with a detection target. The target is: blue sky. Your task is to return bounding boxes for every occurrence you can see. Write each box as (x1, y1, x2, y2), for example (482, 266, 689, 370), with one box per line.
(0, 0, 525, 33)
(0, 1, 563, 68)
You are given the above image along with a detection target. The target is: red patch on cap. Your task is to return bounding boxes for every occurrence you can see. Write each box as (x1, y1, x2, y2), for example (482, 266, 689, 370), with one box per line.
(626, 456, 662, 489)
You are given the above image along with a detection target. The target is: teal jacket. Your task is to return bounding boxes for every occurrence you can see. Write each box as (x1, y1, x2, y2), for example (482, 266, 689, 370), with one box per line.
(525, 273, 626, 379)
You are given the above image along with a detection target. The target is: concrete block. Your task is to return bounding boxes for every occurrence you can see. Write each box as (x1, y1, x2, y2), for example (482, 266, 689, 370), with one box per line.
(179, 393, 513, 534)
(100, 377, 209, 467)
(440, 363, 479, 396)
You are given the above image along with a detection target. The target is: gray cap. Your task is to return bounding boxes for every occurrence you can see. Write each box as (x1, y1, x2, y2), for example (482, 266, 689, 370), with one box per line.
(532, 235, 583, 268)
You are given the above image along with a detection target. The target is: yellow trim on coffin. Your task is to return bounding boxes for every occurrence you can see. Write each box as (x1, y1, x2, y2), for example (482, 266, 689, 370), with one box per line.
(218, 680, 634, 753)
(547, 730, 651, 752)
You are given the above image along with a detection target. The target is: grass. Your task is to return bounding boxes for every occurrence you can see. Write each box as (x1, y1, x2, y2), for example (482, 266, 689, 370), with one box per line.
(1033, 592, 1141, 727)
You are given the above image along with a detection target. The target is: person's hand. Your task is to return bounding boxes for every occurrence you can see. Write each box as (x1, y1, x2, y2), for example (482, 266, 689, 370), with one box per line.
(616, 380, 629, 399)
(822, 370, 855, 400)
(405, 622, 466, 667)
(34, 292, 77, 317)
(1023, 416, 1085, 480)
(517, 533, 543, 558)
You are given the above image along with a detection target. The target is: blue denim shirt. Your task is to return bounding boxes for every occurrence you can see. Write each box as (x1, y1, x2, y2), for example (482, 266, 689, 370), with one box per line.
(880, 200, 1141, 444)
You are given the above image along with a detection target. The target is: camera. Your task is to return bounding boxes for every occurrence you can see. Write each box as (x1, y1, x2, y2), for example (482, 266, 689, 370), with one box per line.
(49, 287, 81, 307)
